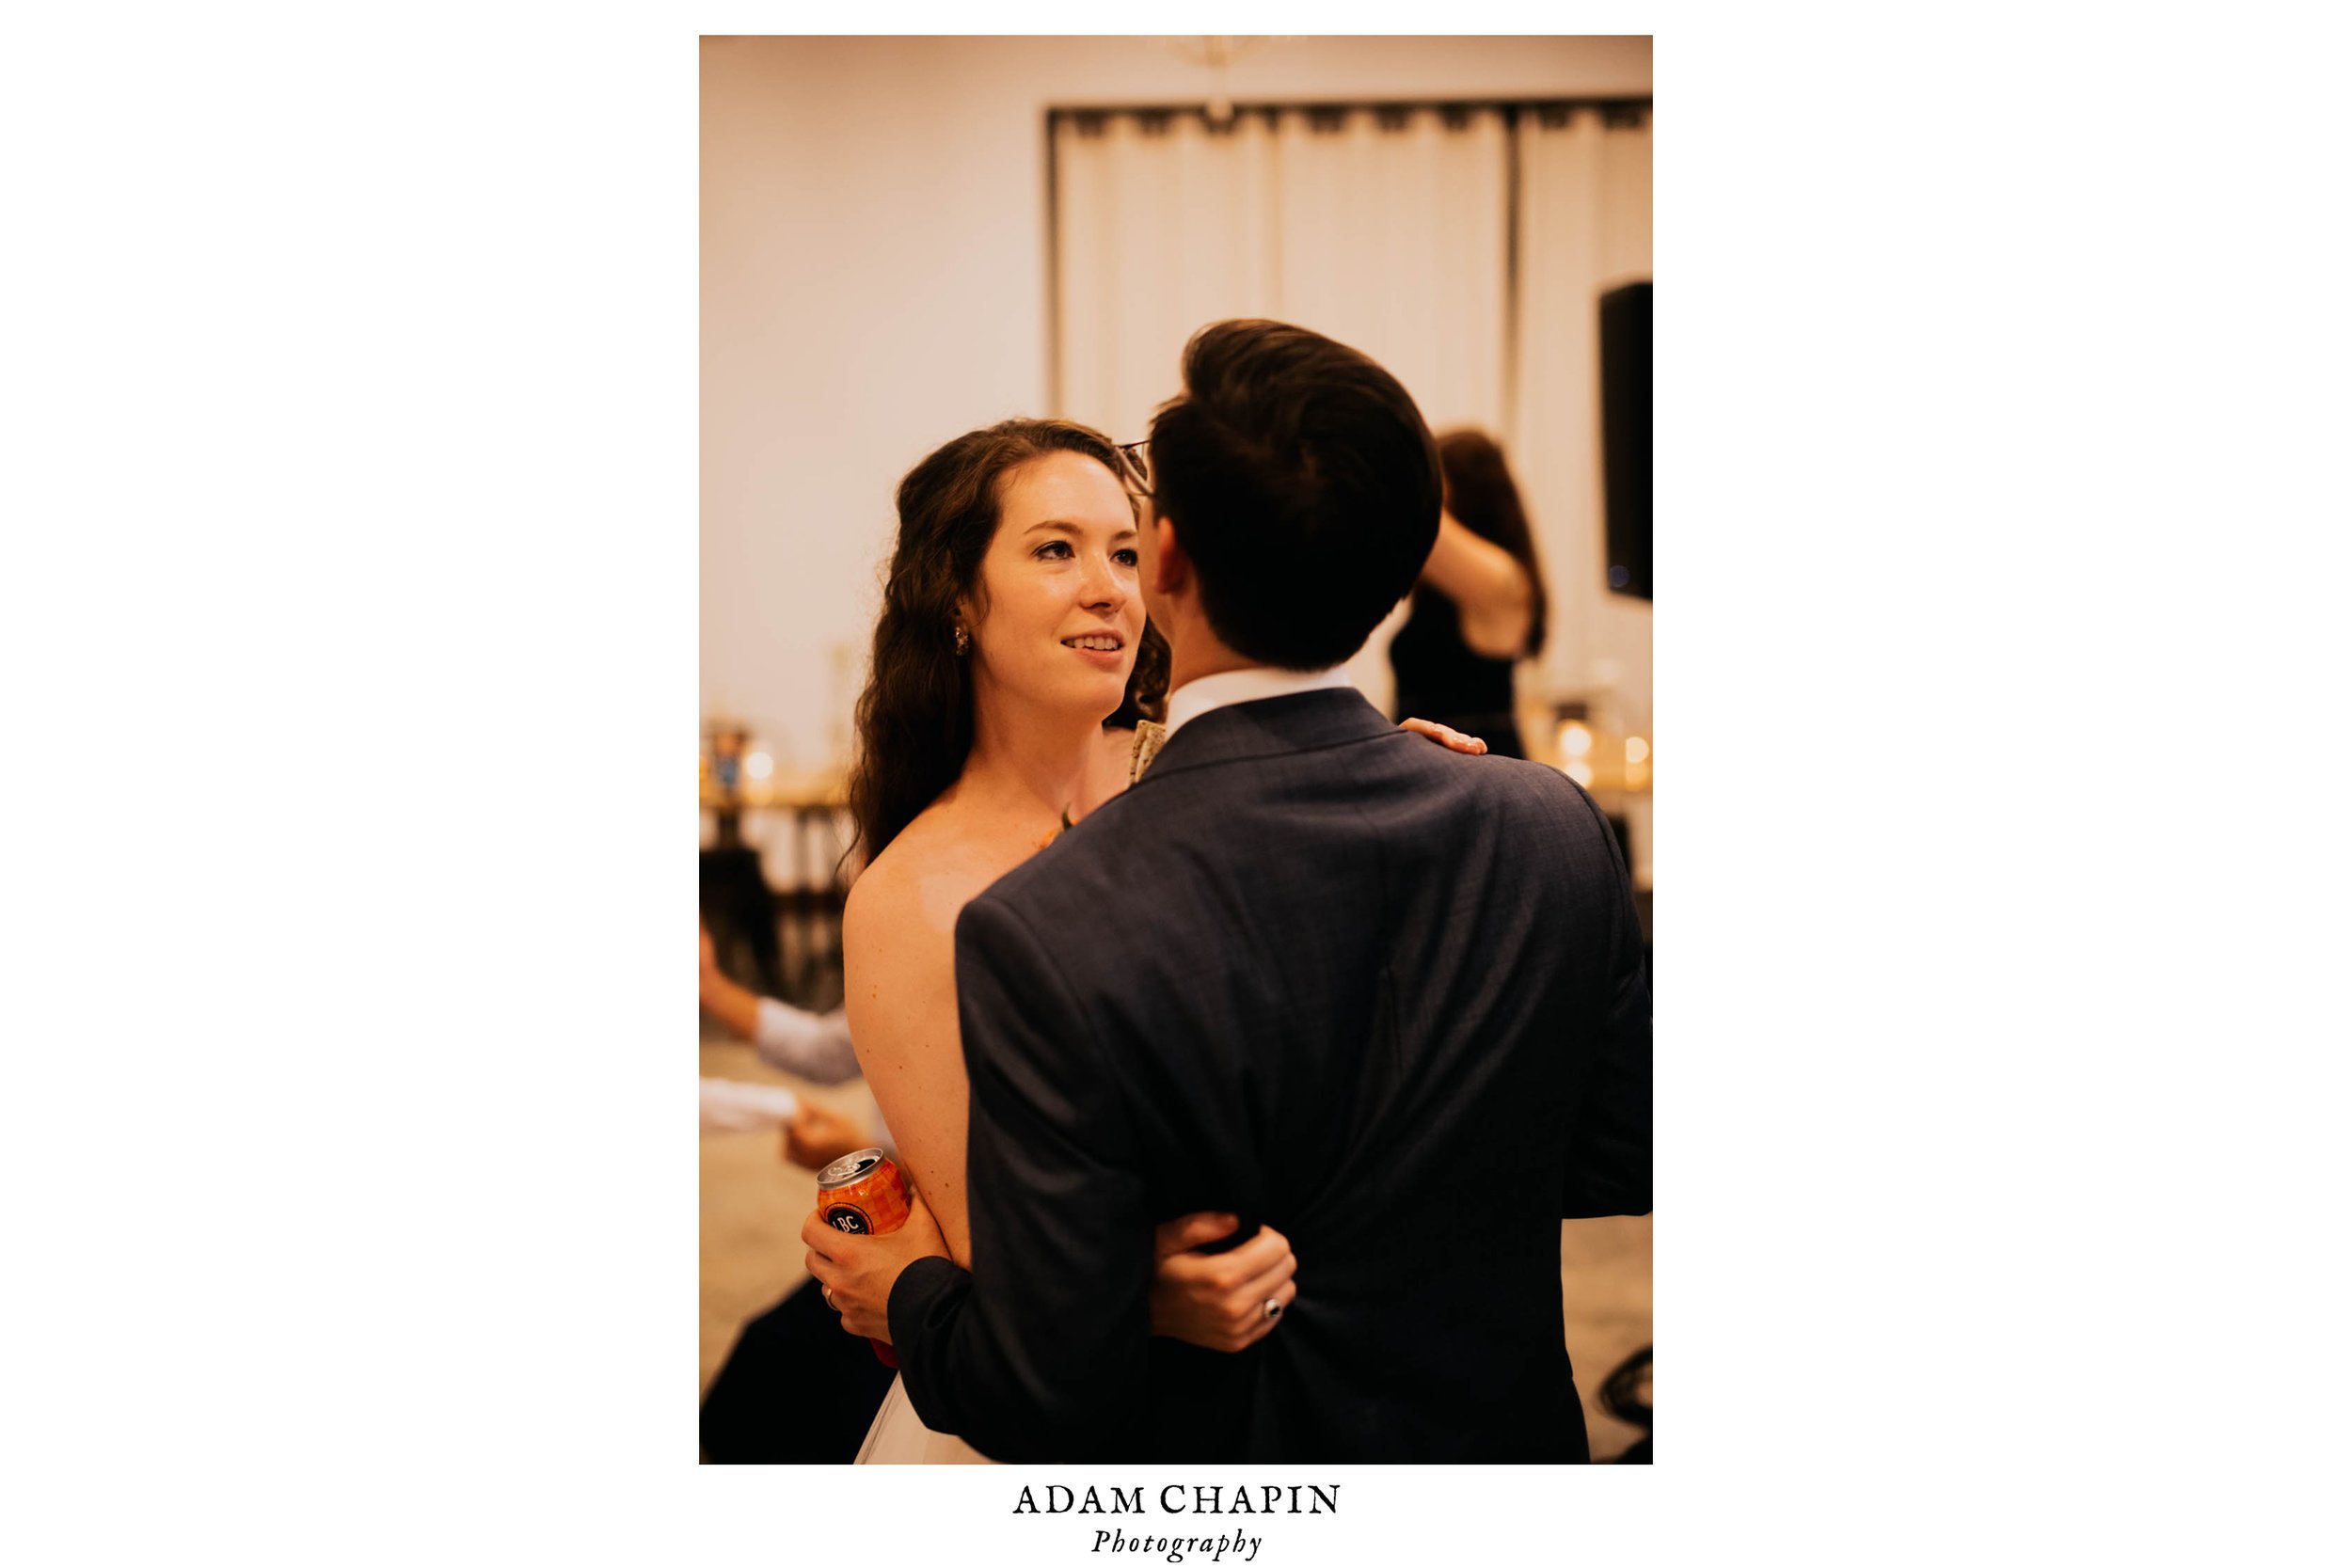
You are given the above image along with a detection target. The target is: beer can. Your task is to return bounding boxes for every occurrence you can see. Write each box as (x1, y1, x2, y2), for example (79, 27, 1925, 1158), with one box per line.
(816, 1147, 912, 1236)
(814, 1148, 914, 1369)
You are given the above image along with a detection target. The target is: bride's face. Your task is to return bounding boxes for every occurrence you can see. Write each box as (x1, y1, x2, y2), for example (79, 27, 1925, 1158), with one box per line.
(963, 451, 1145, 721)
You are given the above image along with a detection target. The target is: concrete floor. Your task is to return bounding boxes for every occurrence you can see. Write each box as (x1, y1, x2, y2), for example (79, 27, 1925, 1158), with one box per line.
(700, 1037, 1653, 1461)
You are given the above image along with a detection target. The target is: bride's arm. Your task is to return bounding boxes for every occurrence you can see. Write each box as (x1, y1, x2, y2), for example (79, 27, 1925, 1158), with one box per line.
(841, 863, 977, 1267)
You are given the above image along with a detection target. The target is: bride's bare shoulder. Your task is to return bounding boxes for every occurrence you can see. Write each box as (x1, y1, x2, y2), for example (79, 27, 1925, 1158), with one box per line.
(843, 800, 1001, 957)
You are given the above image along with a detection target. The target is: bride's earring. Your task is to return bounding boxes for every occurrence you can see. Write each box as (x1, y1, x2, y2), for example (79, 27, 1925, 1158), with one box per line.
(953, 624, 971, 657)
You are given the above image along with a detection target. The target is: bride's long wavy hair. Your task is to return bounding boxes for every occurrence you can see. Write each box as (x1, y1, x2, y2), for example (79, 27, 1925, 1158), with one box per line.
(846, 419, 1169, 865)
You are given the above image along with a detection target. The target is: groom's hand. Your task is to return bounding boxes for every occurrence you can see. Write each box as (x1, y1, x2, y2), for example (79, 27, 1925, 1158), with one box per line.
(801, 1188, 950, 1343)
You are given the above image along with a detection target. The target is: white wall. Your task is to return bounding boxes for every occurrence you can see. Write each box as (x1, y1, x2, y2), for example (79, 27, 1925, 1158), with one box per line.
(702, 35, 1652, 798)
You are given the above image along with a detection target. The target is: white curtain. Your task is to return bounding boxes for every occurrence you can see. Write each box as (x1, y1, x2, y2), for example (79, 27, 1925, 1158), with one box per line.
(1054, 112, 1283, 446)
(1053, 103, 1648, 722)
(1511, 105, 1653, 731)
(1054, 107, 1511, 707)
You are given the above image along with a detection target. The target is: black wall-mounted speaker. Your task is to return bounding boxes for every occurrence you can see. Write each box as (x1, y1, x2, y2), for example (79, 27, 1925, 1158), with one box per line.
(1598, 280, 1651, 601)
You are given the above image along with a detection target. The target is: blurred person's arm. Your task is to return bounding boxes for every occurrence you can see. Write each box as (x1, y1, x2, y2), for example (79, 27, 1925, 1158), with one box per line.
(782, 1100, 881, 1170)
(700, 923, 864, 1084)
(1421, 510, 1534, 659)
(753, 1000, 862, 1083)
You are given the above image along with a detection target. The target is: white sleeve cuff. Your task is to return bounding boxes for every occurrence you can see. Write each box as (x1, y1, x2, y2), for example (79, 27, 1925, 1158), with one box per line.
(753, 998, 862, 1084)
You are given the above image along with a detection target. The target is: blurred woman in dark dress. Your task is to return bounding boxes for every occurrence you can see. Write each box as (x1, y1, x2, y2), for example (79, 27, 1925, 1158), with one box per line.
(1387, 430, 1549, 759)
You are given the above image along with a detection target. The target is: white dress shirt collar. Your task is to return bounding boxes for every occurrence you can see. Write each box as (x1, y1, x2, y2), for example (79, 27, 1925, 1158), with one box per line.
(1163, 664, 1354, 737)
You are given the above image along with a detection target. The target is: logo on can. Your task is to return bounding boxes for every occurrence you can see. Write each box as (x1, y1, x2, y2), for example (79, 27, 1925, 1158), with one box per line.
(816, 1147, 911, 1237)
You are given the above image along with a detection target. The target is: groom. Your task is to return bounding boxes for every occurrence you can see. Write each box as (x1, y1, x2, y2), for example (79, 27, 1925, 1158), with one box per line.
(806, 320, 1651, 1462)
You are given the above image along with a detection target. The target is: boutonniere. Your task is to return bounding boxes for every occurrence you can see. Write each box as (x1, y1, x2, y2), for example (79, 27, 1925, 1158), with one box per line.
(1129, 719, 1168, 784)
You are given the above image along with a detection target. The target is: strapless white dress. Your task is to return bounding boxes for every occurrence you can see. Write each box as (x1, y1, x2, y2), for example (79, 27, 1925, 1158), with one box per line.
(856, 1373, 994, 1465)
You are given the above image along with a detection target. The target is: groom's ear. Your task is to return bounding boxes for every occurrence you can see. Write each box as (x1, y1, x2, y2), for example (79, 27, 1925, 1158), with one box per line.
(1152, 515, 1189, 598)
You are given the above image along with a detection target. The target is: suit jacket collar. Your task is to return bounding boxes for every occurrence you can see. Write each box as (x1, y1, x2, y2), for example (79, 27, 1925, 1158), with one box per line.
(1135, 687, 1398, 784)
(1164, 664, 1354, 736)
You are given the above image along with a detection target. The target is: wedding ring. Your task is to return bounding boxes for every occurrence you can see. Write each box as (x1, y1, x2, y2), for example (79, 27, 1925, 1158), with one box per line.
(822, 1285, 838, 1310)
(1263, 1297, 1284, 1321)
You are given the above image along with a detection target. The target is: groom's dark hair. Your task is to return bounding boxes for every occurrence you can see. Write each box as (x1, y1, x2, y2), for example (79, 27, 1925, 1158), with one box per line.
(1148, 320, 1441, 670)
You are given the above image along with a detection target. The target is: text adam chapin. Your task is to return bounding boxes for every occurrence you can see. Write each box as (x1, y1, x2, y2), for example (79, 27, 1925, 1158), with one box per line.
(1012, 1483, 1341, 1564)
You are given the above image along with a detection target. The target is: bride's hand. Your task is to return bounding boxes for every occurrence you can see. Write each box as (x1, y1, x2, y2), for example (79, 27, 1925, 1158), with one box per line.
(1400, 717, 1487, 755)
(1149, 1212, 1298, 1354)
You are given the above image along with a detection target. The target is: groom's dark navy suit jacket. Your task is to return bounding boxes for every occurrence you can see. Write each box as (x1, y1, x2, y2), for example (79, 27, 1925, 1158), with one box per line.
(889, 689, 1651, 1462)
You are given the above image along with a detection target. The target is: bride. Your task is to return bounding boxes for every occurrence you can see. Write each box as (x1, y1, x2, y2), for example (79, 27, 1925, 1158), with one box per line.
(822, 419, 1480, 1463)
